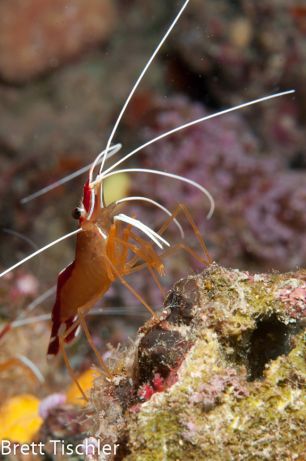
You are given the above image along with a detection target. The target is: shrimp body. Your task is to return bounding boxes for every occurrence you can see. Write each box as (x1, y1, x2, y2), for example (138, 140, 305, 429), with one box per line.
(47, 181, 164, 356)
(47, 226, 111, 355)
(48, 182, 118, 355)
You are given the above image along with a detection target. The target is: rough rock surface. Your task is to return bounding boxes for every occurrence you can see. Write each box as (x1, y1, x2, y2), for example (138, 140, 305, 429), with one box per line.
(87, 264, 305, 460)
(0, 0, 115, 82)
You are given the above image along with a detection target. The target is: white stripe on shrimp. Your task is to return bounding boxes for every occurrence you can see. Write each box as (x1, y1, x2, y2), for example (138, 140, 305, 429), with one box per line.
(115, 196, 184, 238)
(113, 214, 170, 249)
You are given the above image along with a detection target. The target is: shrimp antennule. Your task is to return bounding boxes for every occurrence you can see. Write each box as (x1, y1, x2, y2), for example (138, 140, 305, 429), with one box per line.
(89, 143, 122, 184)
(0, 355, 44, 384)
(15, 354, 45, 383)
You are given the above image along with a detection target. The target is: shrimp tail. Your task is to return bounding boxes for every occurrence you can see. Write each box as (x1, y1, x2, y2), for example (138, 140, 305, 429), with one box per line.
(47, 315, 78, 356)
(47, 261, 78, 356)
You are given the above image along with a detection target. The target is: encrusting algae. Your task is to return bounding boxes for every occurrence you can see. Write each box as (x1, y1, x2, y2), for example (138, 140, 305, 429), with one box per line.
(86, 264, 305, 460)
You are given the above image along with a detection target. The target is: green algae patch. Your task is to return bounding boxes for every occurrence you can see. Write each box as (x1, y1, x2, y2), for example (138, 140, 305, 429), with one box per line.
(89, 265, 305, 460)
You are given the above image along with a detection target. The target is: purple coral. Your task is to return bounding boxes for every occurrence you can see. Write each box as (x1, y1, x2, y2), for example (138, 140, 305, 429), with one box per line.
(128, 94, 305, 271)
(242, 174, 306, 265)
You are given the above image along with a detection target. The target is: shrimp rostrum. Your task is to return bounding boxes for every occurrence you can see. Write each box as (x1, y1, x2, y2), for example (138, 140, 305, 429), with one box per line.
(0, 0, 295, 388)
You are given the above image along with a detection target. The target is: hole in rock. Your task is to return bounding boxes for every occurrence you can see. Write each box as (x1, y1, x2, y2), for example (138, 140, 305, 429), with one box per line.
(247, 315, 291, 381)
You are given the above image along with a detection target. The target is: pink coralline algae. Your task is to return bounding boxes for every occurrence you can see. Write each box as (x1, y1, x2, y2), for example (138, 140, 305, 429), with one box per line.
(129, 95, 306, 271)
(242, 173, 306, 265)
(277, 283, 306, 320)
(190, 369, 249, 410)
(137, 383, 155, 401)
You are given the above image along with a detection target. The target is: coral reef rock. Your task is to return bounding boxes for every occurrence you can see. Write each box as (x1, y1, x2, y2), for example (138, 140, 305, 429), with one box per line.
(0, 0, 115, 82)
(88, 264, 305, 460)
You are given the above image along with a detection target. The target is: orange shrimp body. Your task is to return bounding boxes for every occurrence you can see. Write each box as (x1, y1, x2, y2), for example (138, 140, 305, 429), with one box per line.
(48, 181, 117, 355)
(47, 180, 164, 356)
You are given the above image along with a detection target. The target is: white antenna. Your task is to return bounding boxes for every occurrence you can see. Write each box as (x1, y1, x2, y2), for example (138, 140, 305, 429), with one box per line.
(99, 168, 215, 219)
(89, 143, 122, 183)
(21, 143, 121, 204)
(114, 213, 170, 249)
(102, 90, 296, 177)
(116, 196, 184, 238)
(16, 354, 45, 383)
(20, 91, 295, 204)
(100, 0, 190, 175)
(0, 229, 81, 278)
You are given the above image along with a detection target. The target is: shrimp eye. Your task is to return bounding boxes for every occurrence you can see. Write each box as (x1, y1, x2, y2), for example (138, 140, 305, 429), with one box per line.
(72, 207, 82, 220)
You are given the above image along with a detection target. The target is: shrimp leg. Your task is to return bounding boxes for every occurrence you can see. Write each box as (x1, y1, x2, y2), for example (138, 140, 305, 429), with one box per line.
(76, 307, 112, 377)
(125, 203, 211, 269)
(157, 203, 212, 265)
(58, 335, 89, 402)
(59, 306, 112, 379)
(112, 234, 165, 296)
(102, 250, 157, 318)
(126, 243, 207, 274)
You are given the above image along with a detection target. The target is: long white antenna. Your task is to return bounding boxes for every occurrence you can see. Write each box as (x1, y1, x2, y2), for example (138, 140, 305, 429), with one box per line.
(2, 228, 39, 250)
(20, 90, 295, 204)
(12, 314, 51, 328)
(116, 196, 184, 238)
(16, 354, 45, 383)
(100, 0, 190, 175)
(0, 229, 81, 278)
(21, 143, 121, 204)
(102, 90, 296, 177)
(89, 143, 122, 183)
(99, 168, 215, 219)
(26, 285, 56, 313)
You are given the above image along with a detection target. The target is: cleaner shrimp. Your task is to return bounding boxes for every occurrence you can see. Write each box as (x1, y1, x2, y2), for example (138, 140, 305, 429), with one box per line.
(0, 0, 295, 395)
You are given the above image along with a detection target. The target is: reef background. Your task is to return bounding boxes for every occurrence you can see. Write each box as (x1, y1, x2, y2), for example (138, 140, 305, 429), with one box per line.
(0, 0, 305, 457)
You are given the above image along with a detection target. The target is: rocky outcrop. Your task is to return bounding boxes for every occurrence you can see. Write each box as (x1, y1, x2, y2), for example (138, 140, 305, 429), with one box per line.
(86, 264, 305, 460)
